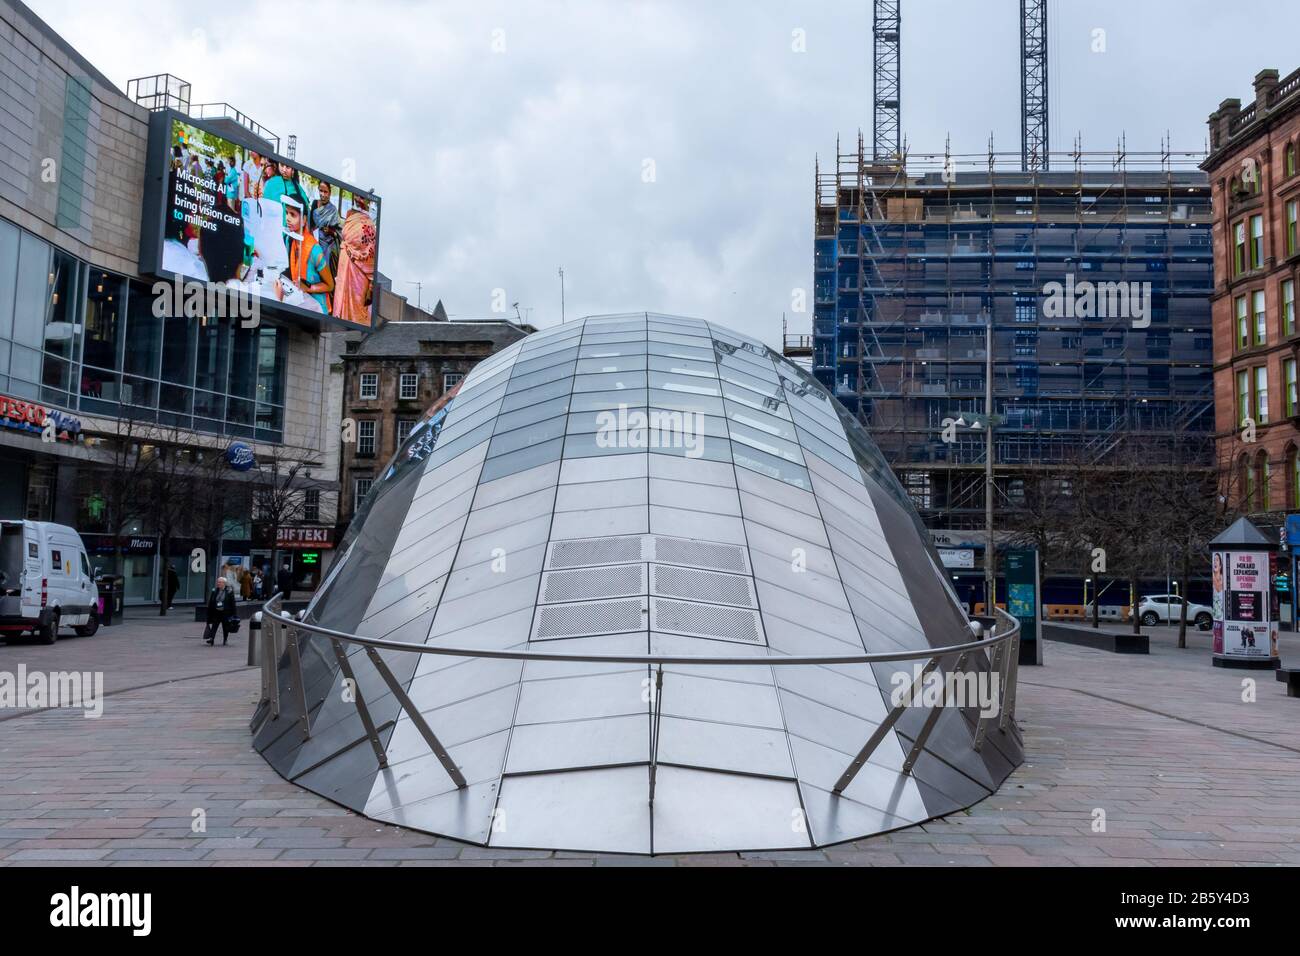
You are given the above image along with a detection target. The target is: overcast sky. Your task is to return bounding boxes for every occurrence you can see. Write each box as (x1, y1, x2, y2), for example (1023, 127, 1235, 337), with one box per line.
(26, 0, 1300, 344)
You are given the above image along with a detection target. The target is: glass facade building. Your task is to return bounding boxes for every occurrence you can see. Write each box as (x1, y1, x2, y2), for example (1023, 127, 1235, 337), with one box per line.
(0, 218, 289, 443)
(253, 313, 1023, 854)
(812, 157, 1215, 530)
(0, 0, 340, 607)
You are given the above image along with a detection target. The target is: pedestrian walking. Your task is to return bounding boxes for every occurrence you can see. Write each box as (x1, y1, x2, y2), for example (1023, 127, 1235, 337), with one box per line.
(276, 560, 293, 602)
(203, 576, 238, 646)
(158, 563, 180, 611)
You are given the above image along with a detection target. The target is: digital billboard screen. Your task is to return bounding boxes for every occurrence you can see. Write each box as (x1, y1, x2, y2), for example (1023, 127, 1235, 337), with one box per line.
(142, 112, 381, 328)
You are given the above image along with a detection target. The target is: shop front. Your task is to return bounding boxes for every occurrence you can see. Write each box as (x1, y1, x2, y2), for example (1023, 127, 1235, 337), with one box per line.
(80, 534, 247, 606)
(254, 525, 335, 594)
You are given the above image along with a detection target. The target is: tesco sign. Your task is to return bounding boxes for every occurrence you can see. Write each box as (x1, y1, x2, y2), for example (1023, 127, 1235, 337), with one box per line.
(0, 393, 82, 442)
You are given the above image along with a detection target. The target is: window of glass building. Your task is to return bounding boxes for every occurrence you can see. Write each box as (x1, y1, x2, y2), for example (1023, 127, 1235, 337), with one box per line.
(227, 324, 259, 435)
(80, 270, 125, 413)
(123, 281, 162, 409)
(41, 249, 83, 406)
(0, 219, 289, 443)
(0, 220, 19, 392)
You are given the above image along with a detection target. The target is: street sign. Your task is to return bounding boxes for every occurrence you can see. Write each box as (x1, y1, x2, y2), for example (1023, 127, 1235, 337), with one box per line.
(1004, 547, 1042, 665)
(937, 548, 975, 569)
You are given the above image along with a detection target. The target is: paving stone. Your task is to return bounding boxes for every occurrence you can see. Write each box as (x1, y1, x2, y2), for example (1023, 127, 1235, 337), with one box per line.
(0, 614, 1296, 867)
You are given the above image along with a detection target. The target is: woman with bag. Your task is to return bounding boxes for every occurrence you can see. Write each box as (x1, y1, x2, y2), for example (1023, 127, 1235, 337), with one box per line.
(203, 577, 238, 646)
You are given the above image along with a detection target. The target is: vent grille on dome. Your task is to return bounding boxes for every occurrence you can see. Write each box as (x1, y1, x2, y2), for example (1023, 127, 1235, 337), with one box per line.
(651, 536, 748, 574)
(534, 598, 647, 640)
(651, 598, 763, 644)
(547, 536, 644, 568)
(542, 564, 645, 603)
(650, 564, 755, 608)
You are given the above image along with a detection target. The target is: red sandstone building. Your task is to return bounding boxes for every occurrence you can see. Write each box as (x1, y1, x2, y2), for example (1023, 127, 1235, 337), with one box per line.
(1205, 68, 1300, 515)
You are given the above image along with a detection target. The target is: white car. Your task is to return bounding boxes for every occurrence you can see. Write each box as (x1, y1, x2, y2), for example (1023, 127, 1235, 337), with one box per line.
(0, 520, 100, 644)
(1137, 594, 1212, 630)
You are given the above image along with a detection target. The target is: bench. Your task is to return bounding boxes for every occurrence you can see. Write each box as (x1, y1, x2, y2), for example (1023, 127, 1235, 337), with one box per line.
(1277, 667, 1300, 698)
(1041, 620, 1149, 654)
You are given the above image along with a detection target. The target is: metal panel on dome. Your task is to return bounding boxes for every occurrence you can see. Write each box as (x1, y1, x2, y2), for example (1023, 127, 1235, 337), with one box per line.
(252, 312, 1024, 855)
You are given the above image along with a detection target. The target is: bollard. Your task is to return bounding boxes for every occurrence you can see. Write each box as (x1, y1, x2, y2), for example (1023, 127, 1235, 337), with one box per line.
(247, 611, 262, 667)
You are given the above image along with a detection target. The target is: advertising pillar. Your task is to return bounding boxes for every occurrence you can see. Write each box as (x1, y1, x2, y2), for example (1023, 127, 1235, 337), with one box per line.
(1210, 517, 1280, 670)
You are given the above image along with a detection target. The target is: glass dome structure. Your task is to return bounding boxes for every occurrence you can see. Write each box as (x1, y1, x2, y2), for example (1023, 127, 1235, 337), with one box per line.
(253, 313, 1023, 853)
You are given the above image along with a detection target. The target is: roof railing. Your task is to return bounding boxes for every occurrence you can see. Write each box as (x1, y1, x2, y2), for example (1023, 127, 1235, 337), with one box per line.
(249, 595, 1022, 806)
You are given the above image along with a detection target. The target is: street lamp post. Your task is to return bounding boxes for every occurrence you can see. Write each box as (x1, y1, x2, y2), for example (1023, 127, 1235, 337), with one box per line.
(946, 407, 1000, 615)
(984, 316, 994, 613)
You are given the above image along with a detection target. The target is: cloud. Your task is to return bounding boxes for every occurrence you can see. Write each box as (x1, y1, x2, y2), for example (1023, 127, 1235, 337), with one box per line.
(25, 0, 1300, 344)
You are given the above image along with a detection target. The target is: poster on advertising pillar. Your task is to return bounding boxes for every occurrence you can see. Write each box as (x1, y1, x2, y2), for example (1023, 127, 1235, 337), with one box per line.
(1212, 547, 1279, 666)
(1229, 550, 1277, 658)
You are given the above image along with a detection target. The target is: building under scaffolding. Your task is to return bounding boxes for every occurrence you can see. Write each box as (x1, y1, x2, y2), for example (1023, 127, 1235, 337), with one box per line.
(804, 136, 1215, 534)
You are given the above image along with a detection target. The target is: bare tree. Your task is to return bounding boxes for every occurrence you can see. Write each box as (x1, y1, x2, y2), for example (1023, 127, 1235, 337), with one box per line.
(188, 448, 245, 597)
(1146, 434, 1222, 648)
(141, 424, 211, 616)
(1002, 464, 1088, 578)
(98, 411, 158, 583)
(250, 445, 325, 591)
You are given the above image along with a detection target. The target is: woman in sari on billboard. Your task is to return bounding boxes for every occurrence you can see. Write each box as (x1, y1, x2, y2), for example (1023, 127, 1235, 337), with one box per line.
(332, 195, 376, 326)
(310, 181, 341, 276)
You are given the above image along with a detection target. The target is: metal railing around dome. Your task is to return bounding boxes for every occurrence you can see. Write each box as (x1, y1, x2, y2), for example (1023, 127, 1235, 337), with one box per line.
(250, 595, 1021, 802)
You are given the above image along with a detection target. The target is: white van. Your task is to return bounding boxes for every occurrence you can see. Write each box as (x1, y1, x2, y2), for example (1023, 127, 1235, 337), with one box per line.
(0, 521, 100, 644)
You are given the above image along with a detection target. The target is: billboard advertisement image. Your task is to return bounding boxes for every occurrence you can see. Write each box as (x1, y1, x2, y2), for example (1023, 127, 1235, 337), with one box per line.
(1214, 549, 1278, 660)
(147, 114, 380, 328)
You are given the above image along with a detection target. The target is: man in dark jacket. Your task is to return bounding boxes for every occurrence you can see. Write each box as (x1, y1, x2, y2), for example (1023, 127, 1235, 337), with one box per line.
(276, 561, 294, 602)
(158, 564, 180, 612)
(203, 576, 237, 646)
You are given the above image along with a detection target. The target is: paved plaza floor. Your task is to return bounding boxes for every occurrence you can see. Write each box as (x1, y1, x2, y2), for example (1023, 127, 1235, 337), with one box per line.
(0, 611, 1296, 866)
